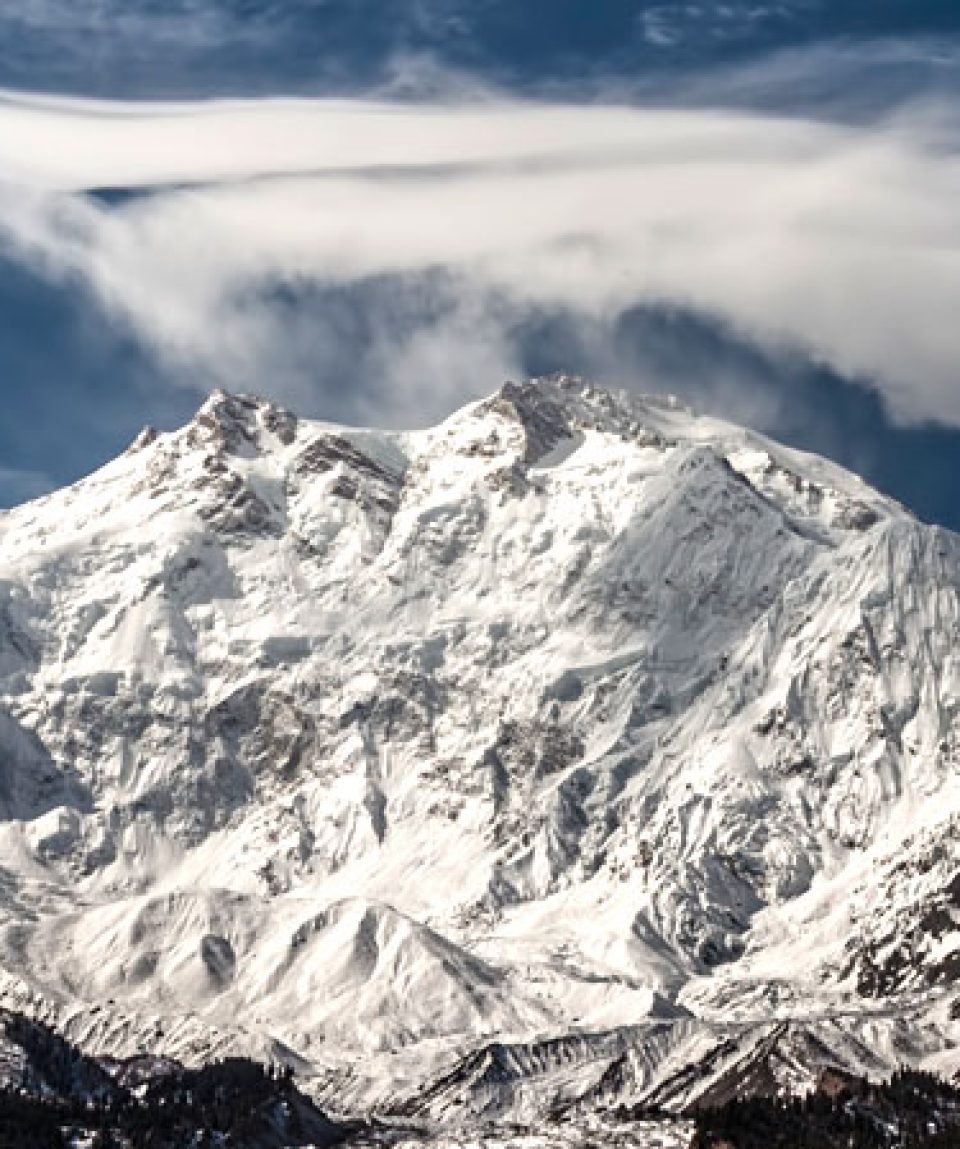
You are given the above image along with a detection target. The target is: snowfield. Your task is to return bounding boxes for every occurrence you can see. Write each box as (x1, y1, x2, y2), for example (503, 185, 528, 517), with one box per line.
(0, 376, 958, 1126)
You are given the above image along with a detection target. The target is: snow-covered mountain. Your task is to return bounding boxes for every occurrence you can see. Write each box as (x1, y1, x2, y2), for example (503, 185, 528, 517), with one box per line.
(1, 376, 958, 1125)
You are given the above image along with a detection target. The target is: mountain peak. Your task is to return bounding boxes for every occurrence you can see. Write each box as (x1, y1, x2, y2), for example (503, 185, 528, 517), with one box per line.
(188, 389, 299, 455)
(487, 373, 691, 432)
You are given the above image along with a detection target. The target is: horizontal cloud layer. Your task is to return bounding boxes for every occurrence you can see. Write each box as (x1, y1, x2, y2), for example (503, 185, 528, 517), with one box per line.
(2, 88, 960, 426)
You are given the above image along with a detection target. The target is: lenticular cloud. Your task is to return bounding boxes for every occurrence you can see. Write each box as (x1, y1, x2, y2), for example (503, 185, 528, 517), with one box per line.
(2, 88, 960, 426)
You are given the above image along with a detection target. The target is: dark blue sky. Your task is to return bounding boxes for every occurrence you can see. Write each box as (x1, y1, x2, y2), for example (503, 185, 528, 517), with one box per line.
(4, 2, 960, 102)
(2, 1, 960, 528)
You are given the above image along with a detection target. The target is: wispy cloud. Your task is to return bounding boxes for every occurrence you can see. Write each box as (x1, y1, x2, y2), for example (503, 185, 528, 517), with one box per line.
(2, 87, 960, 427)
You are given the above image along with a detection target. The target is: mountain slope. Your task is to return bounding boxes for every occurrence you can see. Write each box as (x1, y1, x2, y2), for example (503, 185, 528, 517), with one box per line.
(0, 376, 957, 1119)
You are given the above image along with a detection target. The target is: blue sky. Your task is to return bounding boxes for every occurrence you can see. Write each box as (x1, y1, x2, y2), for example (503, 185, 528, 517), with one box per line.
(2, 1, 960, 527)
(4, 3, 960, 102)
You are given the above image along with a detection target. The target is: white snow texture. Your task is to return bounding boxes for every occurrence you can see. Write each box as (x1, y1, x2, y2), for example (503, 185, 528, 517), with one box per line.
(0, 376, 958, 1121)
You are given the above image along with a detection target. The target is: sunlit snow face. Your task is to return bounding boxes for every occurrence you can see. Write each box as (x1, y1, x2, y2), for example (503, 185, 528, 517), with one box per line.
(2, 0, 960, 526)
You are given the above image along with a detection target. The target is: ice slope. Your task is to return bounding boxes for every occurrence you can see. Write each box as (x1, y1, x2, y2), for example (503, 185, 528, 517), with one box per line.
(0, 376, 958, 1120)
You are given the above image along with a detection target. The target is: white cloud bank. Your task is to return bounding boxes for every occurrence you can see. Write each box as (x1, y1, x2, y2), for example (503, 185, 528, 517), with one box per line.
(2, 89, 960, 425)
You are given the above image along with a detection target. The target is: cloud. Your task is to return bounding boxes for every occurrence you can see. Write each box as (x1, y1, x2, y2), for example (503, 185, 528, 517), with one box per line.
(2, 88, 960, 427)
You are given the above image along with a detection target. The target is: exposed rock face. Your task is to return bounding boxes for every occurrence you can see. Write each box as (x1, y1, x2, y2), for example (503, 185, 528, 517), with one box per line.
(0, 375, 958, 1122)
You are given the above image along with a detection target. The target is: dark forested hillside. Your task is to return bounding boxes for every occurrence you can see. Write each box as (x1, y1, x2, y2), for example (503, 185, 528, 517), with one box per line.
(691, 1068, 960, 1149)
(0, 1011, 349, 1149)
